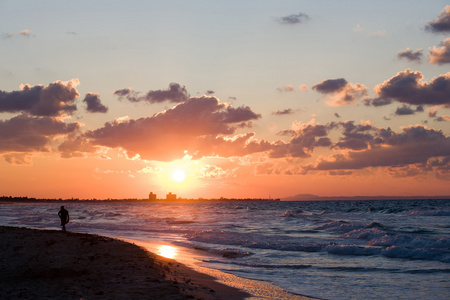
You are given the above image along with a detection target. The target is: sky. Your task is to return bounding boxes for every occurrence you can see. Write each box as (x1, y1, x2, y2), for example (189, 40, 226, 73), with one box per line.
(1, 0, 450, 199)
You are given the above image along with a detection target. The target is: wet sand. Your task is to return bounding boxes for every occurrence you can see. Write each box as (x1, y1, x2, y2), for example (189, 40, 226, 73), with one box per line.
(0, 226, 250, 299)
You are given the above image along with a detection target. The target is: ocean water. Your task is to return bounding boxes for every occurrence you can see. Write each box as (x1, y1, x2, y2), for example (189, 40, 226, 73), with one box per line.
(0, 199, 449, 299)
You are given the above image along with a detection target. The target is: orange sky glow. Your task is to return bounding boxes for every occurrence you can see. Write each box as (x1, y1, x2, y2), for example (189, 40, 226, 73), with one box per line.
(1, 2, 449, 199)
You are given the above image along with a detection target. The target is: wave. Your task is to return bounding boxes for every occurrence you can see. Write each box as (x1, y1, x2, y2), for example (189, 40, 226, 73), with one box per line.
(326, 244, 379, 256)
(408, 209, 450, 217)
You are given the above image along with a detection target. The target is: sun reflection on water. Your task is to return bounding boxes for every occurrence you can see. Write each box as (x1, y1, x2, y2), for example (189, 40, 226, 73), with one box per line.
(158, 245, 177, 259)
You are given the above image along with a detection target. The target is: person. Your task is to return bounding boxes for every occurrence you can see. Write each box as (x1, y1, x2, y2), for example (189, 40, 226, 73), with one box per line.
(58, 206, 69, 231)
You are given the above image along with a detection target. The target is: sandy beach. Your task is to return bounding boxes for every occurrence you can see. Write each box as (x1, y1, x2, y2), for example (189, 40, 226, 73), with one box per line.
(0, 226, 250, 300)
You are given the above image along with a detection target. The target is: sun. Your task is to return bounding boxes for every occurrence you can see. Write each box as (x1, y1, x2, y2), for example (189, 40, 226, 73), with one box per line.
(172, 169, 186, 182)
(158, 245, 176, 259)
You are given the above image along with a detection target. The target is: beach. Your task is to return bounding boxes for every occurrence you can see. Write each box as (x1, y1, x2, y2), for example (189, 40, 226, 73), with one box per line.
(0, 226, 250, 300)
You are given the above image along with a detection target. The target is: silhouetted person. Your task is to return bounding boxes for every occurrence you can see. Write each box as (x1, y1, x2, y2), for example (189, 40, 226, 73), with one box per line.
(58, 206, 69, 231)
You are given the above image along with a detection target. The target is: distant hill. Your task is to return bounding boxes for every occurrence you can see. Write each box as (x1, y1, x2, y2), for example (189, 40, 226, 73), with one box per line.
(281, 194, 450, 201)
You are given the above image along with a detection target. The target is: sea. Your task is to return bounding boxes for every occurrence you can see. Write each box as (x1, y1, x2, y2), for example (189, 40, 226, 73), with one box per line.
(0, 199, 449, 300)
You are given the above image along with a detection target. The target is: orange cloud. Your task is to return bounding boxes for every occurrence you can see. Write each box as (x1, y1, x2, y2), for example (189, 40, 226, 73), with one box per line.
(428, 38, 450, 65)
(312, 78, 368, 106)
(79, 96, 262, 161)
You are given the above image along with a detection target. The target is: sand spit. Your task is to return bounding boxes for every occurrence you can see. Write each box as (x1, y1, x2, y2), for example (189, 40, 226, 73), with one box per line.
(0, 226, 249, 300)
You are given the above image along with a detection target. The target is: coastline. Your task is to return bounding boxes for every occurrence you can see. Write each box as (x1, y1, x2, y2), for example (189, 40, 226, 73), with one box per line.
(0, 226, 250, 299)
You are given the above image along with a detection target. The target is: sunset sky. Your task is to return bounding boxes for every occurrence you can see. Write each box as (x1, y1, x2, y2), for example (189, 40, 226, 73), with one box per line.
(1, 1, 450, 199)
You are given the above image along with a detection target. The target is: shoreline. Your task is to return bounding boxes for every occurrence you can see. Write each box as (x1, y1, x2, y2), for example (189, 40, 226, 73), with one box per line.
(127, 238, 316, 300)
(0, 226, 250, 299)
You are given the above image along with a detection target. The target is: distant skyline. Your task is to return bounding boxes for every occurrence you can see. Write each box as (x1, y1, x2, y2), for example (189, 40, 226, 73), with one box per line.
(1, 1, 449, 199)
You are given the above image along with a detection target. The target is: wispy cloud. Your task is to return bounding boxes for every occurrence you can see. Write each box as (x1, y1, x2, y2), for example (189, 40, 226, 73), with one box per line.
(114, 83, 189, 103)
(277, 13, 310, 25)
(3, 29, 34, 38)
(272, 108, 295, 115)
(276, 85, 295, 92)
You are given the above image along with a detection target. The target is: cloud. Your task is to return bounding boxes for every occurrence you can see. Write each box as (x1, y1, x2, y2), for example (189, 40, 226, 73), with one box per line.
(78, 96, 261, 161)
(2, 153, 32, 165)
(83, 93, 108, 113)
(277, 13, 309, 25)
(394, 105, 423, 116)
(428, 38, 450, 65)
(274, 121, 333, 158)
(312, 78, 347, 93)
(436, 115, 450, 122)
(333, 121, 376, 151)
(19, 29, 32, 37)
(3, 29, 34, 38)
(277, 85, 295, 92)
(312, 78, 368, 106)
(427, 107, 438, 117)
(374, 69, 450, 106)
(305, 125, 450, 172)
(114, 82, 189, 103)
(397, 48, 423, 62)
(0, 79, 80, 116)
(299, 84, 308, 91)
(58, 135, 99, 158)
(0, 113, 81, 155)
(363, 97, 392, 107)
(425, 5, 450, 33)
(334, 113, 341, 118)
(273, 108, 295, 115)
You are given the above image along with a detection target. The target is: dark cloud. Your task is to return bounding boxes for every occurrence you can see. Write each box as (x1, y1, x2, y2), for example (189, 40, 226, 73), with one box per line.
(425, 5, 450, 33)
(114, 83, 189, 103)
(273, 108, 295, 115)
(397, 48, 423, 62)
(274, 123, 333, 158)
(277, 13, 309, 25)
(0, 79, 79, 116)
(312, 78, 348, 93)
(428, 38, 450, 65)
(305, 125, 450, 172)
(363, 97, 392, 107)
(0, 113, 80, 155)
(333, 121, 377, 151)
(375, 69, 450, 106)
(205, 90, 215, 95)
(83, 93, 108, 113)
(312, 78, 368, 106)
(395, 105, 420, 116)
(334, 113, 341, 118)
(436, 115, 450, 122)
(192, 133, 272, 159)
(79, 96, 261, 161)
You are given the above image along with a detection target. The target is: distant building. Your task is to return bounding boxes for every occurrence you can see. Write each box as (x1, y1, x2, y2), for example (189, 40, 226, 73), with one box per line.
(149, 192, 157, 201)
(166, 192, 176, 200)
